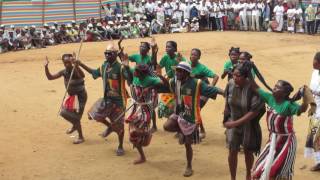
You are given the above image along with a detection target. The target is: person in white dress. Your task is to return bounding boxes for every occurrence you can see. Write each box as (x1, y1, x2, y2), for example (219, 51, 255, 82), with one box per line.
(273, 1, 284, 32)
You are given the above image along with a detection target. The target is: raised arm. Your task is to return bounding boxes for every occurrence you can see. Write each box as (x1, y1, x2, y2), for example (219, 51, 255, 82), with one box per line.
(44, 57, 63, 80)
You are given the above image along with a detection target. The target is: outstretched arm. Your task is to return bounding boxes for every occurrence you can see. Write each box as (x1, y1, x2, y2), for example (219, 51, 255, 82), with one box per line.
(224, 111, 261, 128)
(44, 57, 63, 80)
(78, 60, 95, 74)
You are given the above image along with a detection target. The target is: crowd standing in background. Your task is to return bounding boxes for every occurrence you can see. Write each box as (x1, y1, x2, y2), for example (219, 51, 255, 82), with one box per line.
(1, 0, 320, 53)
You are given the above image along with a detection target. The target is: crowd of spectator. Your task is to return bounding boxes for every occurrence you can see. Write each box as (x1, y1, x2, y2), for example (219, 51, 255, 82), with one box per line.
(0, 0, 319, 53)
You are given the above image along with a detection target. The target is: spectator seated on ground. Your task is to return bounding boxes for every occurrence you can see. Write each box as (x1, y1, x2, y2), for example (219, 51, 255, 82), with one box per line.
(151, 19, 163, 34)
(129, 20, 140, 38)
(171, 18, 182, 33)
(190, 17, 199, 32)
(139, 16, 151, 37)
(181, 18, 191, 33)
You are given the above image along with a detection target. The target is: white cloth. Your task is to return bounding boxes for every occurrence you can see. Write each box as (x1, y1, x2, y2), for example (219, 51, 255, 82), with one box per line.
(239, 3, 248, 17)
(273, 5, 284, 16)
(145, 2, 156, 13)
(310, 70, 320, 119)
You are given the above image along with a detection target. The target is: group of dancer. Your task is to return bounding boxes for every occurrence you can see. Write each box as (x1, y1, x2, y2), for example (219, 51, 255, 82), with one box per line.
(44, 38, 320, 179)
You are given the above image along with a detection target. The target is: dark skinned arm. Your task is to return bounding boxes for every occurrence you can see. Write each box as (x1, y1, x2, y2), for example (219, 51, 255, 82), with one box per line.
(44, 57, 63, 80)
(224, 111, 261, 129)
(78, 60, 95, 74)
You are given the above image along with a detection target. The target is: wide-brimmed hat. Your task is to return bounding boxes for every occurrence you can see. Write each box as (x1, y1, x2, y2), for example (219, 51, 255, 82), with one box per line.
(174, 62, 192, 73)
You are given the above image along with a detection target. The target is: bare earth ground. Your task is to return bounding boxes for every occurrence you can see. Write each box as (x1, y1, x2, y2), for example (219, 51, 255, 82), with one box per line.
(0, 32, 319, 180)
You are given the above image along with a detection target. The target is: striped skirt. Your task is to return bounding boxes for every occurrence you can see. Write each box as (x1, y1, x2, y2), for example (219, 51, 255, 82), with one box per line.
(252, 133, 296, 180)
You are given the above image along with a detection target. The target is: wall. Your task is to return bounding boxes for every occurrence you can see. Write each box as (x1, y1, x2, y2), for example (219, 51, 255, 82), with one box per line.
(0, 0, 127, 27)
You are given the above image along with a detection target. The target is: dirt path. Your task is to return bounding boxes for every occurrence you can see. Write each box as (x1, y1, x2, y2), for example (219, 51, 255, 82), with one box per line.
(0, 32, 319, 180)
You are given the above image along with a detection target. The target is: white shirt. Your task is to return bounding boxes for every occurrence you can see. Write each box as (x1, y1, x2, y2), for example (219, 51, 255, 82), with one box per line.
(252, 3, 264, 16)
(164, 2, 173, 16)
(183, 3, 191, 19)
(310, 70, 320, 118)
(239, 3, 248, 16)
(145, 2, 156, 13)
(199, 4, 208, 16)
(273, 5, 284, 16)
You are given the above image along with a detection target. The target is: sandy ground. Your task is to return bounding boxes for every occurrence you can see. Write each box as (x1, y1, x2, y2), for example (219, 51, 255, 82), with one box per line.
(0, 32, 319, 180)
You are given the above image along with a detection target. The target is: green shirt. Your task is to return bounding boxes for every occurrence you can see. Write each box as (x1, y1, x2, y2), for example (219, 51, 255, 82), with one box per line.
(190, 61, 216, 78)
(159, 54, 186, 78)
(91, 61, 128, 108)
(257, 88, 300, 116)
(223, 60, 236, 72)
(129, 54, 152, 65)
(133, 75, 161, 88)
(170, 78, 219, 124)
(223, 60, 255, 79)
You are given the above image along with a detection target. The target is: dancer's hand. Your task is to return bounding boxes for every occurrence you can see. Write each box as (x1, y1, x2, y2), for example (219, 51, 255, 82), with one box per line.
(223, 121, 236, 129)
(121, 54, 129, 67)
(44, 57, 49, 67)
(177, 52, 182, 62)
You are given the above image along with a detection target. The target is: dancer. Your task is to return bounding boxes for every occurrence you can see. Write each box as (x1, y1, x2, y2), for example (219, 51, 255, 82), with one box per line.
(189, 48, 220, 139)
(44, 54, 87, 144)
(223, 62, 265, 180)
(305, 51, 320, 171)
(245, 61, 310, 179)
(122, 55, 168, 164)
(78, 44, 128, 156)
(163, 62, 224, 177)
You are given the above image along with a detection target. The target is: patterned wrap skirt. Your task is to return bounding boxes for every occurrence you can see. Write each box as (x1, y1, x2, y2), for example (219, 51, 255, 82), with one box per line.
(87, 98, 125, 132)
(125, 86, 157, 147)
(60, 90, 87, 122)
(252, 108, 296, 180)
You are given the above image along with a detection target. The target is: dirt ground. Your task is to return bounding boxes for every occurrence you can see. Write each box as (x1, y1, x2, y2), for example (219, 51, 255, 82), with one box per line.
(0, 32, 319, 180)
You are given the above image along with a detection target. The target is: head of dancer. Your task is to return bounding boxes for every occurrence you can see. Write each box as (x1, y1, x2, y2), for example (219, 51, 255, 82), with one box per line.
(62, 54, 74, 71)
(165, 41, 177, 58)
(190, 48, 201, 66)
(232, 61, 251, 87)
(239, 51, 252, 64)
(229, 47, 240, 64)
(272, 80, 295, 102)
(313, 52, 320, 70)
(104, 44, 118, 63)
(140, 42, 151, 56)
(176, 62, 192, 82)
(134, 64, 150, 80)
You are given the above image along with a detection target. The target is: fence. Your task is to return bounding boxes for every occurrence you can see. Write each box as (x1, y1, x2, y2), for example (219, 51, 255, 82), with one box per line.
(0, 0, 127, 27)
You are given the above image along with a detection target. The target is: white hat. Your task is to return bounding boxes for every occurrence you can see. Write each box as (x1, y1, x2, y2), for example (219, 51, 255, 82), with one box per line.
(54, 22, 58, 24)
(117, 14, 122, 17)
(43, 23, 49, 27)
(130, 19, 135, 23)
(192, 17, 198, 21)
(24, 26, 29, 29)
(175, 62, 192, 73)
(10, 25, 15, 28)
(157, 1, 162, 4)
(67, 24, 72, 27)
(143, 16, 147, 19)
(31, 25, 36, 28)
(97, 22, 102, 26)
(267, 0, 271, 3)
(88, 23, 93, 28)
(71, 20, 76, 23)
(184, 18, 189, 23)
(108, 21, 114, 25)
(50, 26, 56, 30)
(0, 24, 5, 28)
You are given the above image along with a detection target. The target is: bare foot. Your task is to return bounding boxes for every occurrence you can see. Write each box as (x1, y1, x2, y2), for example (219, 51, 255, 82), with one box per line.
(310, 164, 320, 171)
(66, 127, 76, 134)
(150, 127, 157, 133)
(116, 148, 125, 156)
(183, 167, 193, 177)
(199, 131, 206, 139)
(73, 138, 85, 144)
(133, 158, 146, 165)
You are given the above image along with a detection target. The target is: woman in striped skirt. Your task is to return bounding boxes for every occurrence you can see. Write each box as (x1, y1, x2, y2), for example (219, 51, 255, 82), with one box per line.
(122, 59, 168, 164)
(249, 76, 309, 180)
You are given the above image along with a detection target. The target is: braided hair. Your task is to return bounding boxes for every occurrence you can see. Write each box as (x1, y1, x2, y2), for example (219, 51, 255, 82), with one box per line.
(229, 47, 240, 55)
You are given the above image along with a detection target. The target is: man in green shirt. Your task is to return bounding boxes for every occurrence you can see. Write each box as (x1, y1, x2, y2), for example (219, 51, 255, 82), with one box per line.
(78, 44, 129, 156)
(163, 62, 224, 177)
